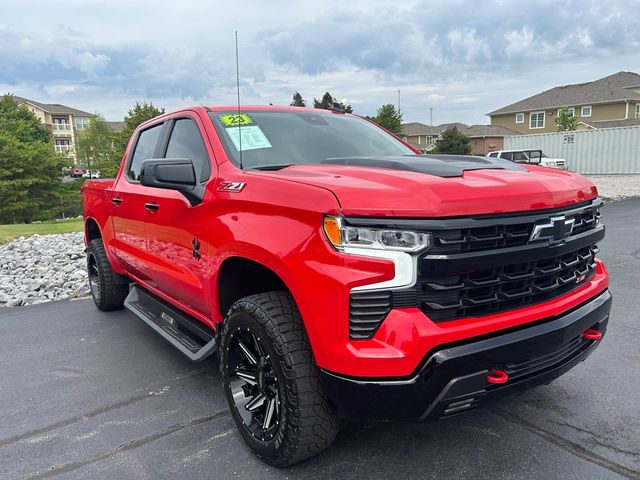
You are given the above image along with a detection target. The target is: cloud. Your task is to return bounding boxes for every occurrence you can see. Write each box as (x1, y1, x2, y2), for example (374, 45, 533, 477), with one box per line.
(452, 96, 477, 104)
(1, 0, 639, 125)
(425, 94, 446, 103)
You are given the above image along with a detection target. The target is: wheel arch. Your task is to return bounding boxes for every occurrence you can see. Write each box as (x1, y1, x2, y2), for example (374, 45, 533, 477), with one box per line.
(84, 216, 102, 245)
(84, 216, 128, 281)
(216, 256, 291, 320)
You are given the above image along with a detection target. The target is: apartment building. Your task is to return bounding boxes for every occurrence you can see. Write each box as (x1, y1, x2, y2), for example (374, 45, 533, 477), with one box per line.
(488, 71, 640, 134)
(14, 96, 95, 159)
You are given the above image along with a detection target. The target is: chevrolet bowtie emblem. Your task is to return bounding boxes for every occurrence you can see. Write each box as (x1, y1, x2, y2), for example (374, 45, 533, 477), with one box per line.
(530, 215, 575, 243)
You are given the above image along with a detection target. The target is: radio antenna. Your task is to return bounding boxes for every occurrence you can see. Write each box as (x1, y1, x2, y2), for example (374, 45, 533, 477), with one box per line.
(235, 30, 243, 169)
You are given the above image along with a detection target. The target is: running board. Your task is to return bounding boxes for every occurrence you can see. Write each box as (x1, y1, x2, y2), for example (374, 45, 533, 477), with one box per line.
(124, 285, 216, 362)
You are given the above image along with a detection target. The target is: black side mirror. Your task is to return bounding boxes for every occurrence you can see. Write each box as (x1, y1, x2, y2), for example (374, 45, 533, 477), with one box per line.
(140, 158, 204, 204)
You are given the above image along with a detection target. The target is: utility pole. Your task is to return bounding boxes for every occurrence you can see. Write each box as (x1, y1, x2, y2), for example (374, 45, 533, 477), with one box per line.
(430, 107, 433, 126)
(397, 89, 401, 113)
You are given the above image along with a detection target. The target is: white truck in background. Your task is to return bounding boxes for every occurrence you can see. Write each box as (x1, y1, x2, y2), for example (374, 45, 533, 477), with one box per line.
(487, 149, 567, 169)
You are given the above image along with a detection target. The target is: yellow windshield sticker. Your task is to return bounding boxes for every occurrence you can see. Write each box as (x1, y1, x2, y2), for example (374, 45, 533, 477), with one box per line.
(219, 114, 254, 127)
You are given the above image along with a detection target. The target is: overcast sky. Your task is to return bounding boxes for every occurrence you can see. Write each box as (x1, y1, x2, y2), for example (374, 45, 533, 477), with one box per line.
(2, 0, 638, 125)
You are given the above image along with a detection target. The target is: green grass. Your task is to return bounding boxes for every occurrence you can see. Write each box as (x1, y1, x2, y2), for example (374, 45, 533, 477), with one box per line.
(0, 218, 83, 244)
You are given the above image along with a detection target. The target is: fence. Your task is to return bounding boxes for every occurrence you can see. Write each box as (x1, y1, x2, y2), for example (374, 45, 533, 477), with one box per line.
(505, 125, 640, 174)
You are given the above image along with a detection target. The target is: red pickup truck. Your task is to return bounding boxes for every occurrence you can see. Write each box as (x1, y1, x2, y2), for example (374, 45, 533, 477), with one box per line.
(82, 105, 611, 466)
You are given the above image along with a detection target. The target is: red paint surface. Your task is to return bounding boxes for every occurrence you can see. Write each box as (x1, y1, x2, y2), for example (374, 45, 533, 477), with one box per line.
(82, 105, 607, 378)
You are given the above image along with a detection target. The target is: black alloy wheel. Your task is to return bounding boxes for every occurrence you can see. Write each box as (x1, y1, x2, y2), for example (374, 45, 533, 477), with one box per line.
(227, 327, 281, 441)
(87, 251, 101, 304)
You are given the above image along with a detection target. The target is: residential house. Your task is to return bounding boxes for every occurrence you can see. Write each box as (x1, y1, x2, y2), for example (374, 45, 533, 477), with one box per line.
(488, 71, 640, 134)
(402, 122, 441, 151)
(578, 118, 640, 130)
(402, 122, 520, 155)
(14, 96, 95, 160)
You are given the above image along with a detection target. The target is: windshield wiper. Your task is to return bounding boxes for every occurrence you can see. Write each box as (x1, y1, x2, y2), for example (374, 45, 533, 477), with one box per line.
(250, 164, 295, 171)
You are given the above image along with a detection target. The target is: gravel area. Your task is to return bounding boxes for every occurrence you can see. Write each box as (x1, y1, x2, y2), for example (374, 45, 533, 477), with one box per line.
(0, 232, 89, 308)
(586, 174, 640, 200)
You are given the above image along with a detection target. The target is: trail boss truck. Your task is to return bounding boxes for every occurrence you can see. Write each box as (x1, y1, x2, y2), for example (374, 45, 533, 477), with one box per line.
(82, 105, 611, 466)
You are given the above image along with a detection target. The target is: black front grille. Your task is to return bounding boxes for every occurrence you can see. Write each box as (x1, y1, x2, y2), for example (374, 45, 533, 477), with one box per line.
(419, 245, 598, 322)
(347, 199, 604, 340)
(431, 222, 532, 253)
(429, 201, 602, 255)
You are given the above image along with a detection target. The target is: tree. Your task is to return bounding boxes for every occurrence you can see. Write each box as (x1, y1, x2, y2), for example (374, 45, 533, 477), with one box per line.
(432, 126, 471, 155)
(313, 92, 353, 113)
(555, 105, 578, 131)
(371, 104, 403, 136)
(75, 115, 120, 177)
(0, 94, 62, 223)
(290, 92, 306, 107)
(114, 101, 165, 159)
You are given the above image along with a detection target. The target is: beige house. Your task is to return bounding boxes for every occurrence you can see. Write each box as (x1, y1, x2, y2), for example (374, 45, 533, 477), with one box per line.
(488, 71, 640, 134)
(402, 122, 520, 155)
(14, 96, 95, 160)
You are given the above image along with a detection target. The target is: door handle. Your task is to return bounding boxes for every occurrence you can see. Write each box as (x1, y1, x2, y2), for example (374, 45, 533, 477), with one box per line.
(144, 202, 160, 212)
(111, 197, 123, 206)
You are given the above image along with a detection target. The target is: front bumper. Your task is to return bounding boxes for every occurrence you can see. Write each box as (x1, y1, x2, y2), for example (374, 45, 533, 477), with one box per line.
(320, 289, 611, 421)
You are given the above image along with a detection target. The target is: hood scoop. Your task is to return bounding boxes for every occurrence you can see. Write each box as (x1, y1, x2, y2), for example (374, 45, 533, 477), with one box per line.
(322, 154, 527, 178)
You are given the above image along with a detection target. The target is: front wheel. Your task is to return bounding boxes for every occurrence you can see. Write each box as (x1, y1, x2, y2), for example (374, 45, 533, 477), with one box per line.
(219, 291, 340, 466)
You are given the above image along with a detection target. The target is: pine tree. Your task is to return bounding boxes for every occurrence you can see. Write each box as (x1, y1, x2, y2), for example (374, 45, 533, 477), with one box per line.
(313, 92, 335, 109)
(290, 92, 306, 107)
(313, 92, 353, 113)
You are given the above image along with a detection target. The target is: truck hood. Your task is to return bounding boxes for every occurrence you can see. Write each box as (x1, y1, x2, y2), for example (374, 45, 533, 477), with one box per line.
(253, 157, 597, 217)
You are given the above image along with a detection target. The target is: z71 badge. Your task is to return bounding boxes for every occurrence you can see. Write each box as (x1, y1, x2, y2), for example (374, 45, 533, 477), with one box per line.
(217, 181, 246, 193)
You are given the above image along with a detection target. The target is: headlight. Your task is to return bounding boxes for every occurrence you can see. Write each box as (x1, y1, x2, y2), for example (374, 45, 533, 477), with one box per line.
(323, 215, 431, 253)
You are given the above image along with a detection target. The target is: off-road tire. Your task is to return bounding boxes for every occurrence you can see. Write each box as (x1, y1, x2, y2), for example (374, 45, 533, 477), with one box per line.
(219, 291, 340, 467)
(87, 238, 129, 311)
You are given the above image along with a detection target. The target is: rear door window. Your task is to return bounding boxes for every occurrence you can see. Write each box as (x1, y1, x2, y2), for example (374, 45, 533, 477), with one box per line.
(128, 123, 164, 181)
(499, 152, 513, 161)
(165, 118, 211, 182)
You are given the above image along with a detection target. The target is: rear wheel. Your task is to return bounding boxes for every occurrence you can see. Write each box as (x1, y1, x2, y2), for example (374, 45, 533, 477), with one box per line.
(219, 291, 339, 466)
(87, 238, 129, 311)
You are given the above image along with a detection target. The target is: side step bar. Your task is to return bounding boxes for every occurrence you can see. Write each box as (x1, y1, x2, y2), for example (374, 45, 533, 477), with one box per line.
(124, 284, 216, 362)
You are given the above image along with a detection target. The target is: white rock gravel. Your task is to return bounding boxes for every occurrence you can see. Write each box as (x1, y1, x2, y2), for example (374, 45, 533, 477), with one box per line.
(586, 174, 640, 200)
(0, 232, 89, 308)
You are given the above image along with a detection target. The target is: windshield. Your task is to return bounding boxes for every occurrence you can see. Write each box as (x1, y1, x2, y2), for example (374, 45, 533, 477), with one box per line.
(208, 110, 414, 169)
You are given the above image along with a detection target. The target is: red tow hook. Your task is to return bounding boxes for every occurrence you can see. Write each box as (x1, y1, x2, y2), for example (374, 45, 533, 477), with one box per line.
(582, 328, 602, 340)
(486, 369, 509, 385)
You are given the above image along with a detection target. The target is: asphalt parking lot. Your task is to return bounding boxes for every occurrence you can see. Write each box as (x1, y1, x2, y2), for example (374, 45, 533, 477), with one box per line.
(1, 198, 639, 480)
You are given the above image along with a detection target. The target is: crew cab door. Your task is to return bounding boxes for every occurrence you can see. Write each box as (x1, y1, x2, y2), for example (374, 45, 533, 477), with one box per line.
(110, 122, 165, 281)
(142, 115, 214, 316)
